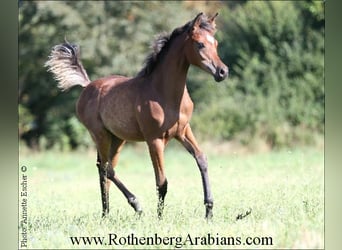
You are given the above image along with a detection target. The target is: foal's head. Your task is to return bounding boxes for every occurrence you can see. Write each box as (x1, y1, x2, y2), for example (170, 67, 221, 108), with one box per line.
(185, 13, 228, 82)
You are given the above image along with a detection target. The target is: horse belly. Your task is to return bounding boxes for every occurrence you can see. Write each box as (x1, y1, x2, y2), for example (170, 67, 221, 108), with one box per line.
(103, 113, 144, 141)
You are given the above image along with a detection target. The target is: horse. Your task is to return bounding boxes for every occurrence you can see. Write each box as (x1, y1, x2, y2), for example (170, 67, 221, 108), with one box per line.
(45, 12, 228, 219)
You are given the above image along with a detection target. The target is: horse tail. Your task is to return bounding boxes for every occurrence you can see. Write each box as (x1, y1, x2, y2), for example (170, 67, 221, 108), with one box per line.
(45, 40, 91, 91)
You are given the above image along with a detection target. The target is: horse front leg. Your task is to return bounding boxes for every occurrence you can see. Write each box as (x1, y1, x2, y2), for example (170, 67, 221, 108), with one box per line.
(177, 125, 214, 219)
(147, 139, 168, 219)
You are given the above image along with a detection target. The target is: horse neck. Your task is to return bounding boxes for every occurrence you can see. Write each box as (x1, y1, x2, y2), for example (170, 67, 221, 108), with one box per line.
(151, 35, 190, 105)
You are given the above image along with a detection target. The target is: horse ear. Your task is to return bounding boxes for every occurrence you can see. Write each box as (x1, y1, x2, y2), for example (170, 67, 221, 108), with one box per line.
(194, 12, 204, 22)
(190, 12, 204, 34)
(209, 13, 219, 22)
(208, 13, 218, 29)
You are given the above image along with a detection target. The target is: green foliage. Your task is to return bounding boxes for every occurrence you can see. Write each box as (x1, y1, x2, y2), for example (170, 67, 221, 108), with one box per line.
(191, 1, 324, 147)
(18, 104, 34, 136)
(19, 1, 324, 150)
(19, 1, 192, 150)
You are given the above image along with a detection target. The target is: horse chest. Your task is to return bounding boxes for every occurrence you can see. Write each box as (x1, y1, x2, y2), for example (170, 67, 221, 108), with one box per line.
(136, 98, 192, 140)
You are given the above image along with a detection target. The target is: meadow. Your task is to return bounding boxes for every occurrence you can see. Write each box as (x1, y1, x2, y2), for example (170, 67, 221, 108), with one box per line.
(18, 143, 324, 249)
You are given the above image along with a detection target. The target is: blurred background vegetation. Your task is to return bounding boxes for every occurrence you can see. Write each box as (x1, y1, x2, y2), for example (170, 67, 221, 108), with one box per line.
(19, 1, 324, 151)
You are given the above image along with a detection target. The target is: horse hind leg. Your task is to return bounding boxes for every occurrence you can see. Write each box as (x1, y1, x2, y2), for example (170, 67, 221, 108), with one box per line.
(107, 167, 143, 215)
(95, 131, 142, 217)
(97, 160, 110, 217)
(106, 137, 143, 215)
(94, 134, 112, 217)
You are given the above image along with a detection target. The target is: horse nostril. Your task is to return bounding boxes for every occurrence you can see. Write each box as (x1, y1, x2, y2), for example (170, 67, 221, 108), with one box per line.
(219, 67, 228, 78)
(219, 69, 225, 76)
(214, 66, 229, 82)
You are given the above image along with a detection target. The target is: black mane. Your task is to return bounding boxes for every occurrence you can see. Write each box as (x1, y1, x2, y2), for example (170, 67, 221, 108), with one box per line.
(137, 14, 215, 77)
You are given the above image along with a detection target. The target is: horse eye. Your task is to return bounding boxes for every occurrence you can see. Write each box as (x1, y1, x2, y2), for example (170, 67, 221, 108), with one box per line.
(197, 42, 205, 49)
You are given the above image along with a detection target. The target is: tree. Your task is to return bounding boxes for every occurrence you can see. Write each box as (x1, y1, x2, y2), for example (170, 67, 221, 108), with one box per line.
(19, 1, 193, 149)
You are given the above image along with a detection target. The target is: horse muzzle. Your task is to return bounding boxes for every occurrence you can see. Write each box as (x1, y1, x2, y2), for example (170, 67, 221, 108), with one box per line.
(214, 65, 228, 82)
(201, 59, 229, 82)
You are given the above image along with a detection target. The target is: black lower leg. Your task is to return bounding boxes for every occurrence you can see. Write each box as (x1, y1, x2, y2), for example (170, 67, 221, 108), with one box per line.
(106, 166, 143, 214)
(97, 164, 109, 217)
(205, 202, 213, 219)
(157, 179, 168, 219)
(196, 154, 214, 219)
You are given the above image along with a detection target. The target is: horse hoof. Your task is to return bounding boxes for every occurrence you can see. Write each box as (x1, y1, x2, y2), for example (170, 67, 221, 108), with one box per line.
(135, 210, 143, 218)
(205, 203, 213, 220)
(205, 210, 213, 220)
(128, 197, 143, 213)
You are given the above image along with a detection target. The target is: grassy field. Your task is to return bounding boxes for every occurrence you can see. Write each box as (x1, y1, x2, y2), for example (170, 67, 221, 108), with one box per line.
(18, 144, 324, 249)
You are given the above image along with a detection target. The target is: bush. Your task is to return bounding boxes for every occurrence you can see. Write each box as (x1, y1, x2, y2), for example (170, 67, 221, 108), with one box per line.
(189, 1, 324, 148)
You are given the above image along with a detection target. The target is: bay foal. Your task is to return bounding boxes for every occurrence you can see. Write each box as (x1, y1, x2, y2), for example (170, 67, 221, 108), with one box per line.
(45, 13, 228, 219)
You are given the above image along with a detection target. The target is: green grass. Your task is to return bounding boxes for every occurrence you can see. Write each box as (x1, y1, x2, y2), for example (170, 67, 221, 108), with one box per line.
(18, 144, 324, 249)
